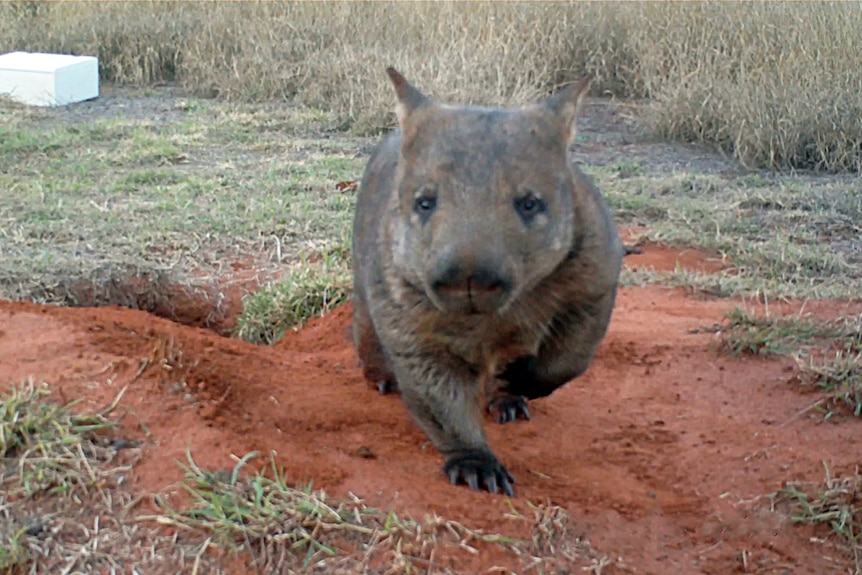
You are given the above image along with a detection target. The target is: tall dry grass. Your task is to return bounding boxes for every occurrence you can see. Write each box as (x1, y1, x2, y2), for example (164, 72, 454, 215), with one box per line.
(2, 1, 862, 172)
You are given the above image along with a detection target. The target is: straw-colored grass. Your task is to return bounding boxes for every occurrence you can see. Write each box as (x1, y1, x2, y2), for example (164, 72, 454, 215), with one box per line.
(3, 2, 862, 170)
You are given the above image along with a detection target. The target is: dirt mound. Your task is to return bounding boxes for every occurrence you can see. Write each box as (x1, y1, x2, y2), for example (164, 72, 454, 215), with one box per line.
(2, 243, 860, 574)
(38, 262, 272, 335)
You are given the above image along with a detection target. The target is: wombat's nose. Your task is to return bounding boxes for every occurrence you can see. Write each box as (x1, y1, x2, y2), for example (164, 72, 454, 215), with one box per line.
(430, 262, 513, 313)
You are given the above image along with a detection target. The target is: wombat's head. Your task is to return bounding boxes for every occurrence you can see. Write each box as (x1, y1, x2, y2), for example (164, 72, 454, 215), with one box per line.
(386, 68, 591, 315)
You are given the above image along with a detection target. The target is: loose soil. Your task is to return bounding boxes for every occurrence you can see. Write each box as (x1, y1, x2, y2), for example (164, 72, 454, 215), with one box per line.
(2, 241, 860, 574)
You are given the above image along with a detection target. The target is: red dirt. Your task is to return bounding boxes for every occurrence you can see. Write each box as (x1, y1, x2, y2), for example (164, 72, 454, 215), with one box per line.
(2, 240, 861, 574)
(621, 225, 729, 275)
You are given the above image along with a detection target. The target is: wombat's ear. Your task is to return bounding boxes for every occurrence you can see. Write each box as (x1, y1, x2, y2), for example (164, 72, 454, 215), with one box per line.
(540, 75, 593, 145)
(385, 67, 431, 128)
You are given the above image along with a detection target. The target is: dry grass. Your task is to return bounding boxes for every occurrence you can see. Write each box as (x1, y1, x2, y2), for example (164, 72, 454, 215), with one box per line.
(795, 349, 862, 420)
(779, 465, 862, 574)
(716, 307, 857, 357)
(0, 379, 226, 573)
(142, 449, 614, 574)
(712, 307, 862, 419)
(2, 2, 862, 170)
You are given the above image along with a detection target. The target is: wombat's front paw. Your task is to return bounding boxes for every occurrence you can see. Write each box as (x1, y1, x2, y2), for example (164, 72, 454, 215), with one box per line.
(443, 450, 515, 496)
(486, 392, 531, 424)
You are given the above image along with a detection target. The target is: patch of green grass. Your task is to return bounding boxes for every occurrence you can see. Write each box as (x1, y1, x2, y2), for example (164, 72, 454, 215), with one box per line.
(234, 254, 352, 345)
(613, 161, 644, 179)
(778, 466, 862, 573)
(0, 525, 30, 575)
(151, 450, 377, 564)
(117, 168, 187, 190)
(0, 125, 70, 156)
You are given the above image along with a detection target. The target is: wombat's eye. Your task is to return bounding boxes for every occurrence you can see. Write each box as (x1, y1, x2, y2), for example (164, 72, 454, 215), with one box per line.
(514, 192, 546, 223)
(413, 195, 437, 221)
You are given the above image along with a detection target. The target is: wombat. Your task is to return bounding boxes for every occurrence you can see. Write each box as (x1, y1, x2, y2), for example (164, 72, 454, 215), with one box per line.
(351, 68, 623, 497)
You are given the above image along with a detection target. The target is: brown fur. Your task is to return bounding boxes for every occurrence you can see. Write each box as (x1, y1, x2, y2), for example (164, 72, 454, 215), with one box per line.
(351, 68, 624, 496)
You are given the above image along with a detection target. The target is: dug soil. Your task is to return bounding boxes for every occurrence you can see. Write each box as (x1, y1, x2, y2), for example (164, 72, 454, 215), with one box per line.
(2, 240, 860, 574)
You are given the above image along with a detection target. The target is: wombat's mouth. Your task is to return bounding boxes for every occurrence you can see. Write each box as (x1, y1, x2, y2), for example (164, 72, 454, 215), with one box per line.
(430, 283, 511, 315)
(425, 257, 516, 315)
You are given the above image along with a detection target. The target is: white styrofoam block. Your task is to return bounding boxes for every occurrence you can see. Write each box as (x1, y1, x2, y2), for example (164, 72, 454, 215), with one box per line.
(0, 51, 99, 107)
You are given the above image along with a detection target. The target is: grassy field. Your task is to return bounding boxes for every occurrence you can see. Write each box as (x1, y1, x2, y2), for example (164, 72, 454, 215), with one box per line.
(2, 1, 862, 171)
(2, 2, 862, 572)
(0, 91, 361, 338)
(1, 87, 860, 329)
(603, 166, 861, 300)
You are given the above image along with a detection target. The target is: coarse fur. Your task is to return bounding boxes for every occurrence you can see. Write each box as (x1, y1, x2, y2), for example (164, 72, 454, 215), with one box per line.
(351, 68, 624, 496)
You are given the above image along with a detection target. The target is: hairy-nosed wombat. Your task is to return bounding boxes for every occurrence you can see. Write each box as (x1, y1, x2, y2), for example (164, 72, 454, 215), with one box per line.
(351, 68, 623, 496)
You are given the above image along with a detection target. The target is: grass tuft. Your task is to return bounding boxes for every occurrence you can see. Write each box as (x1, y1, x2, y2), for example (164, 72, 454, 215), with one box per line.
(1, 379, 215, 573)
(779, 466, 862, 573)
(150, 450, 377, 568)
(0, 378, 117, 496)
(234, 255, 352, 345)
(716, 307, 849, 357)
(795, 350, 862, 419)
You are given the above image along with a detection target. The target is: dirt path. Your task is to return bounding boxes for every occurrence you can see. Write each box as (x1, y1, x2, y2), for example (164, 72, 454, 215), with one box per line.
(2, 243, 859, 574)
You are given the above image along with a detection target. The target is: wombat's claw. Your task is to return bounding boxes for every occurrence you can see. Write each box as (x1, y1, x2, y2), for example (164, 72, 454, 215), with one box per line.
(444, 451, 515, 497)
(487, 393, 531, 424)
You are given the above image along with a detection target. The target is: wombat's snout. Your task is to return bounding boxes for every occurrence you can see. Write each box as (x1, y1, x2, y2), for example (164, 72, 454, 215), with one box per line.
(429, 254, 514, 314)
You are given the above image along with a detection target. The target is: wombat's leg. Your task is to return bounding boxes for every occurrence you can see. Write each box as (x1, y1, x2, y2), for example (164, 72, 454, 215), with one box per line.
(484, 378, 530, 424)
(352, 300, 398, 394)
(497, 356, 545, 398)
(502, 290, 617, 400)
(394, 356, 515, 496)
